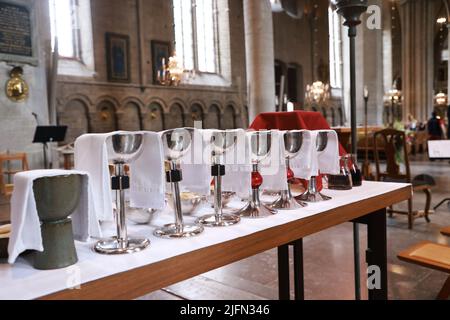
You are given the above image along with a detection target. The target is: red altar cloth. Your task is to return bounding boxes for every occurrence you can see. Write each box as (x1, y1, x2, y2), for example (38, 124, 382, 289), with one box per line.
(249, 111, 348, 191)
(249, 111, 347, 155)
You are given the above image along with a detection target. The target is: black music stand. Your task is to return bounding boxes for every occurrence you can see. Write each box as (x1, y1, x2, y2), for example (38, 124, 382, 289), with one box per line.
(33, 126, 68, 169)
(428, 140, 450, 210)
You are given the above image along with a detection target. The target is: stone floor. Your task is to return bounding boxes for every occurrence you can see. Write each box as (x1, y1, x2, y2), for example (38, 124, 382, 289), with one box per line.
(1, 156, 450, 300)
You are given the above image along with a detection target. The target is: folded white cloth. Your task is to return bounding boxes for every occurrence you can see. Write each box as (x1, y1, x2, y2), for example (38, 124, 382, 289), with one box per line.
(75, 131, 166, 221)
(164, 128, 253, 197)
(309, 130, 340, 176)
(290, 130, 314, 179)
(129, 133, 166, 209)
(172, 128, 211, 195)
(220, 130, 286, 196)
(220, 129, 251, 197)
(260, 130, 288, 191)
(8, 170, 101, 264)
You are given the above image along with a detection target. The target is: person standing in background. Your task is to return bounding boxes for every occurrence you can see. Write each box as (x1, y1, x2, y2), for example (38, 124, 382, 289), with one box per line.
(447, 105, 450, 139)
(428, 112, 444, 140)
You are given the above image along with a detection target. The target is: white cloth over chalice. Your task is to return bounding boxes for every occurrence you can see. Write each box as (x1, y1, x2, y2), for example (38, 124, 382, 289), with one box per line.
(75, 131, 166, 221)
(7, 170, 101, 264)
(290, 130, 340, 179)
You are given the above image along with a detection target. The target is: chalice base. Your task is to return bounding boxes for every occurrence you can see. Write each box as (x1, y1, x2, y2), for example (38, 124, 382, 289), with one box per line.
(197, 213, 241, 227)
(154, 223, 204, 239)
(238, 202, 277, 218)
(295, 190, 332, 203)
(271, 196, 307, 210)
(94, 237, 150, 255)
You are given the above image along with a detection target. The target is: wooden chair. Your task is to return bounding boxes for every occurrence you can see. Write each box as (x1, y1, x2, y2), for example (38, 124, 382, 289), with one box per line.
(442, 227, 450, 237)
(0, 153, 29, 197)
(374, 129, 433, 229)
(398, 242, 450, 300)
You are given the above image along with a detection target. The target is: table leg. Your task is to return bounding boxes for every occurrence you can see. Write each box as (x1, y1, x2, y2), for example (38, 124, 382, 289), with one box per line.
(355, 208, 388, 300)
(353, 223, 361, 300)
(277, 245, 290, 300)
(293, 239, 304, 300)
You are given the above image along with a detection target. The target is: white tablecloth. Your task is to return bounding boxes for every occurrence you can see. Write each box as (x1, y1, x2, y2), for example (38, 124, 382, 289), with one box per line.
(0, 181, 409, 300)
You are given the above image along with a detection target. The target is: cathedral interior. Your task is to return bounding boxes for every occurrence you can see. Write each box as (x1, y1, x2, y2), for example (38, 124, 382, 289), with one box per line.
(0, 0, 450, 302)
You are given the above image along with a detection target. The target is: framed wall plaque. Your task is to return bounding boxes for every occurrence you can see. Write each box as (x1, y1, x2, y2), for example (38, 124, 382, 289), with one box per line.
(106, 33, 131, 83)
(0, 0, 38, 65)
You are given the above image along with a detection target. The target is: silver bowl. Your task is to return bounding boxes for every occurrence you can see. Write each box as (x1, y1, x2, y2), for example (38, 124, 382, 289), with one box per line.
(106, 133, 144, 164)
(167, 192, 202, 215)
(126, 206, 156, 225)
(206, 191, 236, 207)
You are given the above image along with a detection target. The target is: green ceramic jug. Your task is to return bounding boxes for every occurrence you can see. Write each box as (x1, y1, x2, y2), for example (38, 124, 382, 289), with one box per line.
(32, 174, 82, 270)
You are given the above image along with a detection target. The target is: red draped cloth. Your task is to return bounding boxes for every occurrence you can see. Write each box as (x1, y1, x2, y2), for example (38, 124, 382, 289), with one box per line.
(249, 111, 347, 155)
(249, 111, 348, 190)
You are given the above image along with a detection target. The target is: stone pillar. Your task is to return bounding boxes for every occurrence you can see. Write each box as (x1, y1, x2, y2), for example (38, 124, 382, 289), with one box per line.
(359, 0, 384, 125)
(448, 24, 450, 99)
(400, 0, 435, 122)
(243, 0, 276, 122)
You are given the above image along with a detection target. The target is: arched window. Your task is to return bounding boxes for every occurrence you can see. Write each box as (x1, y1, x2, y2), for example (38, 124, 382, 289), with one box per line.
(173, 0, 219, 73)
(49, 0, 95, 76)
(328, 7, 343, 89)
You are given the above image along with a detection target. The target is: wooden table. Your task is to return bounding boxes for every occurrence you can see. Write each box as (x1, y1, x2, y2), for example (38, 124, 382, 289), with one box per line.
(0, 182, 411, 300)
(332, 126, 384, 153)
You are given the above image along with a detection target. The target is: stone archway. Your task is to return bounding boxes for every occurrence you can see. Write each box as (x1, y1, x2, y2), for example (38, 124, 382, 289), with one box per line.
(118, 102, 142, 131)
(244, 106, 250, 127)
(337, 106, 344, 126)
(58, 99, 90, 143)
(143, 102, 165, 132)
(222, 105, 237, 129)
(331, 108, 336, 127)
(186, 104, 205, 128)
(166, 103, 185, 129)
(205, 104, 221, 129)
(95, 100, 118, 133)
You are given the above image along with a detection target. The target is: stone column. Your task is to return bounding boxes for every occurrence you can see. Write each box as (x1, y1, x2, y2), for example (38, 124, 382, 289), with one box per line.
(243, 0, 276, 122)
(448, 24, 450, 99)
(359, 0, 384, 125)
(399, 0, 435, 122)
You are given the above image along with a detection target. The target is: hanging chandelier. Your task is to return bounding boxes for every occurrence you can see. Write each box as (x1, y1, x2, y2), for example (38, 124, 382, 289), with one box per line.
(384, 87, 402, 104)
(156, 53, 185, 86)
(305, 81, 330, 104)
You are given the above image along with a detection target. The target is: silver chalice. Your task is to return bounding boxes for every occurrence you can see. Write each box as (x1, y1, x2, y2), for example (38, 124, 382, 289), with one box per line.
(197, 130, 241, 227)
(295, 131, 332, 202)
(154, 128, 204, 238)
(95, 133, 151, 255)
(238, 131, 277, 218)
(271, 130, 308, 210)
